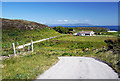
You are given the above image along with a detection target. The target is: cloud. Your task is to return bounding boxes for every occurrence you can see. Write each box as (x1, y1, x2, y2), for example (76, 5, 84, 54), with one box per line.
(63, 20, 68, 22)
(57, 19, 69, 22)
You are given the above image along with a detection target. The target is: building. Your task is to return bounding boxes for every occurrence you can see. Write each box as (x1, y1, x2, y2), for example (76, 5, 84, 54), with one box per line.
(73, 33, 77, 35)
(77, 31, 95, 36)
(107, 31, 118, 32)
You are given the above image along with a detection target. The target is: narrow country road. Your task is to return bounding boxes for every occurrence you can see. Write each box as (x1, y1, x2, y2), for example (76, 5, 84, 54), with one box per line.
(37, 57, 118, 79)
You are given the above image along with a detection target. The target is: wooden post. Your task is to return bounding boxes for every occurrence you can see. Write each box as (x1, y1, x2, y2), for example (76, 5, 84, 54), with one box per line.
(12, 43, 16, 56)
(17, 42, 19, 46)
(31, 40, 33, 52)
(23, 44, 25, 51)
(17, 42, 19, 54)
(28, 46, 30, 51)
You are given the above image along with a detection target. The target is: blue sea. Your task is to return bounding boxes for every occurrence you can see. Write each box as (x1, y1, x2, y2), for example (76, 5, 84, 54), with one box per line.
(61, 26, 119, 31)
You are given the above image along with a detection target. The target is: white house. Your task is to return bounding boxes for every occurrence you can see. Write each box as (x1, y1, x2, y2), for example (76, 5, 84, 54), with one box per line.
(107, 31, 118, 32)
(77, 31, 95, 36)
(73, 33, 77, 35)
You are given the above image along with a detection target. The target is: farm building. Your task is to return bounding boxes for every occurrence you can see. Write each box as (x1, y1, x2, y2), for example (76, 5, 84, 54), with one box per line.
(77, 31, 95, 36)
(73, 33, 77, 35)
(107, 31, 118, 32)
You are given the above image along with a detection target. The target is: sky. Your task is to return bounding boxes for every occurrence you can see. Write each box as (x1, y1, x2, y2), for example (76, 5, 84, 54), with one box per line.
(1, 0, 120, 2)
(2, 2, 118, 26)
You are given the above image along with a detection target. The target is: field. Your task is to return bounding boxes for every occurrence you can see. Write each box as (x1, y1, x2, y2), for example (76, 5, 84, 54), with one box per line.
(2, 35, 119, 79)
(2, 27, 60, 56)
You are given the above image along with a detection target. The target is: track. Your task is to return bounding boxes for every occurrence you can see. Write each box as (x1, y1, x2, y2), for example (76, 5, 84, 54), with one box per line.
(37, 57, 118, 79)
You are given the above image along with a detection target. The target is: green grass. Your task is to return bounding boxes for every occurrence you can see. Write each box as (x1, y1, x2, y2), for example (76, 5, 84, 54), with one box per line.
(58, 35, 117, 42)
(2, 27, 60, 47)
(2, 27, 60, 56)
(37, 35, 117, 50)
(2, 18, 61, 56)
(2, 35, 119, 79)
(32, 35, 117, 58)
(2, 53, 59, 79)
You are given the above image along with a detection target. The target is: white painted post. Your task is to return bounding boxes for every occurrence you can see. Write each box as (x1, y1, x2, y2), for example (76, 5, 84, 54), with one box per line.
(12, 43, 16, 56)
(23, 44, 25, 51)
(31, 40, 33, 52)
(28, 46, 30, 51)
(17, 42, 19, 46)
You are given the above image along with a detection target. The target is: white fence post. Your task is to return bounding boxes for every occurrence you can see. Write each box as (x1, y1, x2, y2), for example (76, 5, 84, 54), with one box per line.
(23, 44, 25, 51)
(17, 42, 19, 46)
(12, 43, 16, 56)
(28, 46, 30, 51)
(31, 40, 33, 52)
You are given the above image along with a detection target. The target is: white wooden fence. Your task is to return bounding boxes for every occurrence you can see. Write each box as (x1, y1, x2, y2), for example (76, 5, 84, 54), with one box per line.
(12, 36, 57, 56)
(12, 39, 34, 56)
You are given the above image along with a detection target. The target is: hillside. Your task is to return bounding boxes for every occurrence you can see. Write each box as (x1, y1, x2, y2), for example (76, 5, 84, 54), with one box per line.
(2, 18, 49, 30)
(2, 18, 60, 56)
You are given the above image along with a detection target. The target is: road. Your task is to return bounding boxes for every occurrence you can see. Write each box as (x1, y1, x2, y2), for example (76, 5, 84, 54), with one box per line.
(37, 57, 118, 79)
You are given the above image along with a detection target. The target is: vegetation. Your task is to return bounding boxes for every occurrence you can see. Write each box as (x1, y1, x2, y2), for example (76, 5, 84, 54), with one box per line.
(32, 35, 119, 75)
(52, 26, 110, 35)
(73, 27, 110, 33)
(105, 38, 120, 54)
(102, 32, 118, 36)
(2, 18, 60, 56)
(53, 26, 73, 34)
(2, 52, 58, 79)
(2, 34, 119, 79)
(2, 18, 119, 79)
(104, 38, 120, 74)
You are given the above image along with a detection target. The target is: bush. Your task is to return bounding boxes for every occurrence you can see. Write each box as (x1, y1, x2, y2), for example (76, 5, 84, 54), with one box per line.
(62, 53, 68, 56)
(53, 26, 71, 34)
(104, 38, 120, 54)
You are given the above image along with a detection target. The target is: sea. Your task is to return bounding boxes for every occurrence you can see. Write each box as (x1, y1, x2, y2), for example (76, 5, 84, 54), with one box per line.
(61, 26, 119, 31)
(50, 25, 119, 31)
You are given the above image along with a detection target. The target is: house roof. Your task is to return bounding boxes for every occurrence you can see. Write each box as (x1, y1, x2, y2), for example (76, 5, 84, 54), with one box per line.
(78, 31, 94, 34)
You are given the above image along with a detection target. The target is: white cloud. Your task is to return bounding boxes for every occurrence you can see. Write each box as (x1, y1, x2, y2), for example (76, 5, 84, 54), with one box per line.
(63, 20, 68, 22)
(57, 19, 69, 22)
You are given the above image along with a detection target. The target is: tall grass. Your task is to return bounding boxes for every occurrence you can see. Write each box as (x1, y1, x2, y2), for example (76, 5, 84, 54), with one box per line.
(2, 53, 58, 79)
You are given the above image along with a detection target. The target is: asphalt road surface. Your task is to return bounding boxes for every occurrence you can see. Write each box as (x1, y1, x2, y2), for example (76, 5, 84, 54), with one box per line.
(37, 57, 118, 79)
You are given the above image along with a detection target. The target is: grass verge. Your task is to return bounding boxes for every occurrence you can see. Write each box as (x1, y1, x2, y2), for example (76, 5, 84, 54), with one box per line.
(2, 53, 59, 79)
